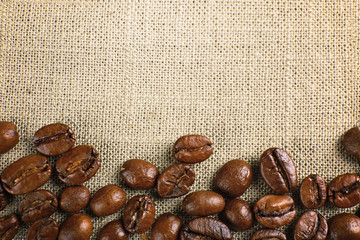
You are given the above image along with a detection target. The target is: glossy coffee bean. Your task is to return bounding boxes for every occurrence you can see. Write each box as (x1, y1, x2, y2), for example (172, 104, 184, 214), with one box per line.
(0, 214, 19, 240)
(27, 218, 59, 240)
(173, 135, 213, 163)
(0, 121, 19, 154)
(33, 123, 75, 156)
(327, 213, 360, 240)
(59, 185, 90, 213)
(97, 220, 128, 240)
(180, 217, 232, 240)
(300, 174, 327, 209)
(214, 159, 253, 198)
(0, 183, 8, 211)
(156, 163, 195, 198)
(294, 211, 328, 240)
(251, 229, 286, 240)
(90, 184, 126, 216)
(1, 154, 51, 195)
(182, 191, 225, 216)
(150, 213, 183, 240)
(123, 195, 155, 234)
(56, 145, 101, 185)
(221, 199, 254, 231)
(120, 159, 158, 190)
(343, 126, 360, 160)
(260, 148, 297, 194)
(18, 189, 58, 223)
(254, 194, 296, 228)
(328, 173, 360, 208)
(58, 213, 92, 240)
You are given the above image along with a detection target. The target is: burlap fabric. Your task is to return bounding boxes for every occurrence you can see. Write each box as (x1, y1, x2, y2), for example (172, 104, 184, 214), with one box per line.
(1, 1, 359, 239)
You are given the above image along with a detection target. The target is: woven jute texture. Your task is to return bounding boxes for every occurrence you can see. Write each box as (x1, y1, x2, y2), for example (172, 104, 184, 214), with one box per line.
(1, 1, 359, 239)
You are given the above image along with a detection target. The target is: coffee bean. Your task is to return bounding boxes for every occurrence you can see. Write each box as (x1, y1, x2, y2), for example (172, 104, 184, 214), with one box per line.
(56, 145, 101, 185)
(214, 159, 253, 198)
(294, 210, 328, 240)
(182, 191, 225, 216)
(156, 163, 195, 198)
(97, 220, 128, 240)
(59, 185, 90, 213)
(300, 174, 327, 209)
(58, 213, 92, 240)
(179, 217, 232, 240)
(343, 126, 360, 160)
(123, 195, 155, 234)
(120, 159, 159, 190)
(328, 173, 360, 208)
(251, 229, 286, 240)
(173, 135, 213, 163)
(150, 213, 183, 240)
(18, 189, 58, 223)
(90, 184, 126, 216)
(327, 213, 360, 240)
(254, 194, 296, 228)
(0, 183, 8, 211)
(0, 214, 19, 240)
(0, 121, 19, 154)
(260, 148, 297, 194)
(1, 154, 51, 195)
(33, 123, 75, 156)
(27, 218, 59, 240)
(220, 198, 254, 231)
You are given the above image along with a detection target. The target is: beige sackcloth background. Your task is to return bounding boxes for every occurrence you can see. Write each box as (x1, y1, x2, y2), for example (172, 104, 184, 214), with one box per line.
(0, 1, 359, 239)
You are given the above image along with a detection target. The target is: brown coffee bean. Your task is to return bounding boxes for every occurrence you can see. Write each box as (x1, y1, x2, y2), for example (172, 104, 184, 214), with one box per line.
(97, 220, 128, 240)
(294, 210, 328, 240)
(327, 213, 360, 240)
(180, 217, 232, 240)
(251, 229, 286, 240)
(300, 174, 327, 209)
(0, 214, 19, 240)
(120, 159, 158, 190)
(90, 184, 126, 216)
(343, 126, 360, 160)
(260, 148, 297, 194)
(254, 194, 296, 229)
(182, 191, 225, 216)
(0, 121, 19, 154)
(328, 173, 360, 208)
(33, 123, 75, 156)
(58, 213, 92, 240)
(123, 195, 155, 234)
(214, 159, 253, 198)
(27, 218, 59, 240)
(150, 213, 183, 240)
(18, 189, 58, 223)
(173, 135, 213, 163)
(56, 145, 101, 185)
(1, 154, 51, 195)
(0, 183, 8, 211)
(60, 185, 90, 213)
(221, 199, 254, 231)
(156, 163, 195, 198)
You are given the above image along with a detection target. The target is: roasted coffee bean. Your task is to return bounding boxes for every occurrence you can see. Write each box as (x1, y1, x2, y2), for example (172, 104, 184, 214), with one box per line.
(27, 218, 59, 240)
(294, 210, 328, 240)
(123, 195, 155, 234)
(221, 198, 254, 231)
(182, 191, 225, 216)
(156, 163, 195, 198)
(1, 154, 51, 195)
(18, 189, 58, 223)
(150, 213, 183, 240)
(120, 159, 159, 190)
(97, 220, 128, 240)
(327, 213, 360, 240)
(328, 173, 360, 208)
(179, 217, 232, 240)
(56, 145, 101, 185)
(251, 229, 286, 240)
(90, 184, 126, 216)
(214, 159, 253, 198)
(343, 126, 360, 160)
(254, 194, 296, 229)
(0, 183, 8, 211)
(0, 121, 19, 154)
(58, 213, 92, 240)
(300, 174, 327, 209)
(260, 148, 297, 194)
(173, 135, 213, 163)
(0, 214, 19, 240)
(59, 185, 90, 213)
(33, 123, 75, 156)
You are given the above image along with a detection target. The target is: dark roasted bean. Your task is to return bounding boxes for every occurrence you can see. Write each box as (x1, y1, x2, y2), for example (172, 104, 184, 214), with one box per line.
(0, 183, 8, 211)
(300, 174, 327, 209)
(0, 121, 19, 154)
(58, 213, 92, 240)
(294, 211, 328, 240)
(328, 173, 360, 208)
(173, 135, 213, 163)
(0, 214, 19, 240)
(343, 126, 360, 161)
(221, 199, 254, 231)
(150, 213, 183, 240)
(251, 229, 286, 240)
(327, 213, 360, 240)
(59, 185, 90, 213)
(97, 220, 128, 240)
(90, 185, 126, 216)
(182, 191, 225, 216)
(27, 218, 59, 240)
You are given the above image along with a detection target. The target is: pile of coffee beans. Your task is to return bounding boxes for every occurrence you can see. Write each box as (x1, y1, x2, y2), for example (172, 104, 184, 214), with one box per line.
(0, 121, 360, 239)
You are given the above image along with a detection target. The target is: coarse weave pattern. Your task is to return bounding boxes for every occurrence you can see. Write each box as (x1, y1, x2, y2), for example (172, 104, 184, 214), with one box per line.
(0, 1, 359, 239)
